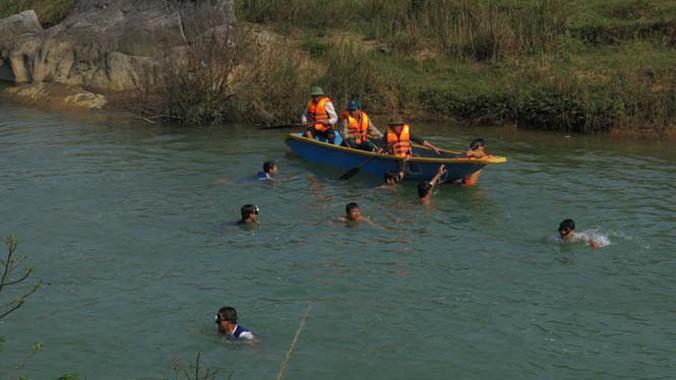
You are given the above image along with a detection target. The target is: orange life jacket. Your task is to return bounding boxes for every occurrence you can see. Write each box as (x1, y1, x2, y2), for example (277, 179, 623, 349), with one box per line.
(386, 124, 412, 157)
(345, 112, 371, 144)
(307, 97, 331, 132)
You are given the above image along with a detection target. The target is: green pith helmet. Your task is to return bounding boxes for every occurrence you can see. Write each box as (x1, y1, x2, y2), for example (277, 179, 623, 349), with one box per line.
(388, 116, 405, 125)
(310, 86, 324, 96)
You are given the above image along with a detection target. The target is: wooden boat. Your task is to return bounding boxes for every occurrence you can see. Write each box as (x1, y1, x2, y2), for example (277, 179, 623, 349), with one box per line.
(284, 132, 507, 183)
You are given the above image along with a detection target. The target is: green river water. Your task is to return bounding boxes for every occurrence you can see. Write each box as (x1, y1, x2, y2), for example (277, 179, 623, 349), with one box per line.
(1, 103, 675, 379)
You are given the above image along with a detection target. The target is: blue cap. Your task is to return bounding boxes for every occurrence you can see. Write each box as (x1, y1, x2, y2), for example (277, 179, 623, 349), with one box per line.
(348, 100, 361, 111)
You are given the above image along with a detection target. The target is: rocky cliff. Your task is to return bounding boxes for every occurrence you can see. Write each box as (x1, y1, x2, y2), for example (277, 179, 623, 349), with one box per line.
(0, 0, 235, 110)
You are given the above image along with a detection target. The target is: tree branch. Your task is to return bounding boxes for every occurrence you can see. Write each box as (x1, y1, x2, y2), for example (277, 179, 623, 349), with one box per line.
(0, 281, 41, 320)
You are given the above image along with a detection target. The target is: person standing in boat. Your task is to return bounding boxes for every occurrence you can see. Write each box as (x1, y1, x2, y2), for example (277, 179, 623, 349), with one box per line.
(381, 117, 441, 157)
(460, 138, 493, 186)
(215, 306, 256, 341)
(302, 86, 338, 144)
(341, 99, 383, 152)
(256, 160, 277, 181)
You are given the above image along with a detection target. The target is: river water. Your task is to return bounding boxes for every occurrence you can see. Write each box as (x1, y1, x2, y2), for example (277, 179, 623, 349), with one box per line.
(1, 103, 675, 379)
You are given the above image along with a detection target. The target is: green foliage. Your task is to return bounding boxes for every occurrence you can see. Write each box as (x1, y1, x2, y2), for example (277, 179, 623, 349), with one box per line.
(133, 29, 239, 126)
(301, 35, 327, 59)
(320, 41, 408, 114)
(226, 29, 308, 125)
(1, 235, 46, 379)
(0, 0, 77, 28)
(1, 235, 44, 321)
(128, 0, 675, 136)
(164, 352, 228, 380)
(55, 374, 81, 380)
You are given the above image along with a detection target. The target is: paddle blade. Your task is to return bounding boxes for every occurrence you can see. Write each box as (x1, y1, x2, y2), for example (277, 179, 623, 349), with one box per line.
(339, 167, 360, 180)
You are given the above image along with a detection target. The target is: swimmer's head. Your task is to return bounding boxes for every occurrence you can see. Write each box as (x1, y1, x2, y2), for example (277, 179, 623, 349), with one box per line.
(558, 218, 575, 237)
(345, 202, 360, 213)
(469, 138, 485, 150)
(263, 160, 277, 175)
(345, 202, 361, 220)
(241, 204, 259, 221)
(215, 306, 237, 324)
(384, 171, 402, 185)
(417, 181, 433, 198)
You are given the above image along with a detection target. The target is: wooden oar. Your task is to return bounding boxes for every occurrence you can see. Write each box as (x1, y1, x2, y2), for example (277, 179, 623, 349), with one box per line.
(339, 154, 379, 180)
(260, 123, 305, 130)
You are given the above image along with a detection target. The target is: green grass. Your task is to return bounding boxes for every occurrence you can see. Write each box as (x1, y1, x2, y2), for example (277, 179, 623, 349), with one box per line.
(230, 0, 675, 137)
(0, 0, 77, 27)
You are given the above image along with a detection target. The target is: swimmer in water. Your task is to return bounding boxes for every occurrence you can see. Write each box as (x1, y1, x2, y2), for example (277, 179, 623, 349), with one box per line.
(256, 160, 277, 181)
(337, 202, 374, 225)
(558, 219, 600, 249)
(418, 165, 446, 207)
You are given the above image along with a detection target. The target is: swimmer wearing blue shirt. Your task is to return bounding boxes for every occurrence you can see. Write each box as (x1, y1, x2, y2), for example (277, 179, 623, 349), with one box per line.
(215, 306, 256, 341)
(256, 161, 277, 180)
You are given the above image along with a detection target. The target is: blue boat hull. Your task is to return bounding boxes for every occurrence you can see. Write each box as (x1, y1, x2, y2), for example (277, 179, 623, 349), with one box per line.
(285, 133, 506, 182)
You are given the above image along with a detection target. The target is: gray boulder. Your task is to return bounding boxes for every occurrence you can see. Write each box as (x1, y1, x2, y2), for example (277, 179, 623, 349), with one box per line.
(0, 0, 235, 106)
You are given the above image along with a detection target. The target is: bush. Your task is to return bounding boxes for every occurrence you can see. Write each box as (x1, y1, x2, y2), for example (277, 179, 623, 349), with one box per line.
(0, 0, 77, 28)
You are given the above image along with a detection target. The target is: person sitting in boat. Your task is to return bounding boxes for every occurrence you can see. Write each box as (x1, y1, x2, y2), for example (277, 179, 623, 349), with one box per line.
(382, 117, 441, 157)
(301, 86, 338, 144)
(215, 306, 256, 341)
(558, 219, 600, 249)
(341, 99, 383, 152)
(238, 204, 259, 225)
(256, 160, 277, 181)
(418, 164, 446, 207)
(337, 202, 374, 225)
(461, 138, 494, 186)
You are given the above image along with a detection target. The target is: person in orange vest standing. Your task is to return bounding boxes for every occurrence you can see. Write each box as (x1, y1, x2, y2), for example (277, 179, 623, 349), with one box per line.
(340, 99, 383, 152)
(382, 116, 441, 157)
(302, 86, 338, 144)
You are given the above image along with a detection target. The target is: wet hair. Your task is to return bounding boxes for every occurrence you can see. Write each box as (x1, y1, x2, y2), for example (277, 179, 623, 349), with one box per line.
(241, 204, 259, 220)
(469, 138, 485, 150)
(345, 202, 359, 213)
(417, 181, 433, 198)
(263, 160, 276, 173)
(216, 306, 237, 324)
(558, 219, 575, 232)
(384, 171, 401, 183)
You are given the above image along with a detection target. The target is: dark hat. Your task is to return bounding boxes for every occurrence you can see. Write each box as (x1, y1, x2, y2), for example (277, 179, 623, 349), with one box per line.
(348, 99, 361, 111)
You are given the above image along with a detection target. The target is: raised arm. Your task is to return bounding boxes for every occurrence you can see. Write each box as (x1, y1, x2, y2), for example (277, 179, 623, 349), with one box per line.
(430, 164, 446, 186)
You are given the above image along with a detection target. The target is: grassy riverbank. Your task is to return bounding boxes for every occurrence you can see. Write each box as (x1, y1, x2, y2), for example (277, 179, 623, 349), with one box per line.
(2, 0, 675, 138)
(232, 0, 675, 138)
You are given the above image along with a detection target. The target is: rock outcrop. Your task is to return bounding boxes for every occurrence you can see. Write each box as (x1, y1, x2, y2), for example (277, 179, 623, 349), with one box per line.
(0, 0, 235, 110)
